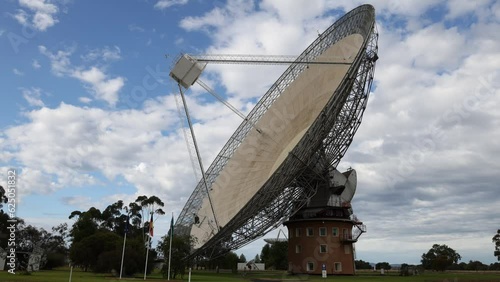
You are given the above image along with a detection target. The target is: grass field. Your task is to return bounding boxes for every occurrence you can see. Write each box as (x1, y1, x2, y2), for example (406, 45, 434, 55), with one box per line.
(0, 269, 499, 282)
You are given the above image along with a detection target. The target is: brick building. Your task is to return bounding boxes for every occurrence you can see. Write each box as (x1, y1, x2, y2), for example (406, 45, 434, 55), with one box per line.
(284, 169, 365, 275)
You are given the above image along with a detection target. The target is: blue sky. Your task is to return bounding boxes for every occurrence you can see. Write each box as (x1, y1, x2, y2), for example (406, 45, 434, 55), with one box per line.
(1, 0, 500, 265)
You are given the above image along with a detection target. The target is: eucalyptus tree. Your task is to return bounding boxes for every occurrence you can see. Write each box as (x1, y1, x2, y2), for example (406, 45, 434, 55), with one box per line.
(493, 229, 500, 261)
(134, 195, 165, 243)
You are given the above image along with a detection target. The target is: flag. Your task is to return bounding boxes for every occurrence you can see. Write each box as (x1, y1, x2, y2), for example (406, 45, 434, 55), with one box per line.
(169, 216, 174, 238)
(149, 213, 154, 237)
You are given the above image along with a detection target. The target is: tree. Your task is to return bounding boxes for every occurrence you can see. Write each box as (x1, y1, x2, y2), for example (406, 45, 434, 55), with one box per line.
(224, 252, 239, 273)
(100, 200, 125, 232)
(0, 185, 8, 209)
(134, 195, 165, 244)
(449, 262, 467, 270)
(260, 241, 288, 270)
(69, 230, 121, 272)
(493, 229, 500, 261)
(355, 260, 372, 269)
(13, 221, 68, 271)
(376, 262, 392, 270)
(260, 244, 270, 266)
(421, 244, 461, 271)
(466, 260, 487, 271)
(400, 263, 410, 276)
(68, 207, 102, 243)
(0, 185, 11, 250)
(238, 253, 247, 263)
(158, 235, 195, 279)
(0, 210, 13, 250)
(66, 197, 164, 274)
(95, 235, 151, 276)
(254, 254, 261, 263)
(489, 262, 500, 270)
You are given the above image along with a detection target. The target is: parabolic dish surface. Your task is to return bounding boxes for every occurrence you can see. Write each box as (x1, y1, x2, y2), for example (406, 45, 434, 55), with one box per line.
(174, 4, 378, 256)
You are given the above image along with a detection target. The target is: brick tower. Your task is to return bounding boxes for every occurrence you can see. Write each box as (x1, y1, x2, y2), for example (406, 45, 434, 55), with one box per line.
(284, 168, 365, 275)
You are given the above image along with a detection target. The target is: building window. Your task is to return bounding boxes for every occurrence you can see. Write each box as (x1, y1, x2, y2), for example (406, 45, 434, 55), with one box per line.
(334, 262, 342, 272)
(332, 227, 339, 236)
(306, 227, 314, 236)
(344, 245, 351, 254)
(295, 228, 301, 237)
(307, 261, 314, 271)
(296, 245, 301, 253)
(342, 228, 349, 240)
(320, 244, 327, 253)
(319, 227, 326, 236)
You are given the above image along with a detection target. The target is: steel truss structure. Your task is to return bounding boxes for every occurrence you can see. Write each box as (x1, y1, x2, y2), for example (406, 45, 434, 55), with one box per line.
(174, 4, 378, 259)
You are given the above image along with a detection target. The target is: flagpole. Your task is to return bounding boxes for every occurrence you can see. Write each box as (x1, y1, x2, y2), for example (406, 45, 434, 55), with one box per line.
(144, 211, 153, 280)
(167, 212, 173, 280)
(144, 234, 150, 280)
(119, 232, 127, 279)
(120, 213, 130, 279)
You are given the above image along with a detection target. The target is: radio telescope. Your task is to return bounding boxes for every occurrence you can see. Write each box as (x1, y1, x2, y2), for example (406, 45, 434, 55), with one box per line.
(169, 4, 378, 267)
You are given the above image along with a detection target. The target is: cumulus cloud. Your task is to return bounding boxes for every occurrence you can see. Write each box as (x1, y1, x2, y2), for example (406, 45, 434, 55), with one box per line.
(39, 45, 125, 106)
(72, 67, 124, 106)
(178, 1, 335, 100)
(14, 0, 61, 31)
(0, 74, 250, 238)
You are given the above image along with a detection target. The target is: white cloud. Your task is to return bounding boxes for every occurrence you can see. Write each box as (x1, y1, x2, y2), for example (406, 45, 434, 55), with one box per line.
(13, 9, 29, 26)
(72, 67, 124, 106)
(260, 0, 327, 22)
(0, 94, 233, 207)
(39, 45, 125, 106)
(445, 0, 484, 20)
(128, 24, 145, 32)
(38, 45, 73, 76)
(19, 0, 58, 14)
(32, 9, 57, 30)
(0, 167, 57, 198)
(154, 0, 188, 10)
(32, 59, 41, 69)
(15, 0, 61, 31)
(79, 96, 92, 104)
(81, 46, 121, 62)
(180, 8, 227, 30)
(61, 196, 93, 210)
(13, 68, 24, 76)
(21, 87, 45, 107)
(174, 37, 184, 45)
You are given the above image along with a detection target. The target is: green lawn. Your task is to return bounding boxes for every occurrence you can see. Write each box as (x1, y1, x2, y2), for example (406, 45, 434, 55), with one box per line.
(0, 269, 499, 282)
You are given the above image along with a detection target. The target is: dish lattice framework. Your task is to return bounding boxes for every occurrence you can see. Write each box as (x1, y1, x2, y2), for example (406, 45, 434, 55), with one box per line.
(175, 4, 378, 258)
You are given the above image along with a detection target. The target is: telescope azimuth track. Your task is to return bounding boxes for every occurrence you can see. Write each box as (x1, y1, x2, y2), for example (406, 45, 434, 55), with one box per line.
(173, 4, 378, 259)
